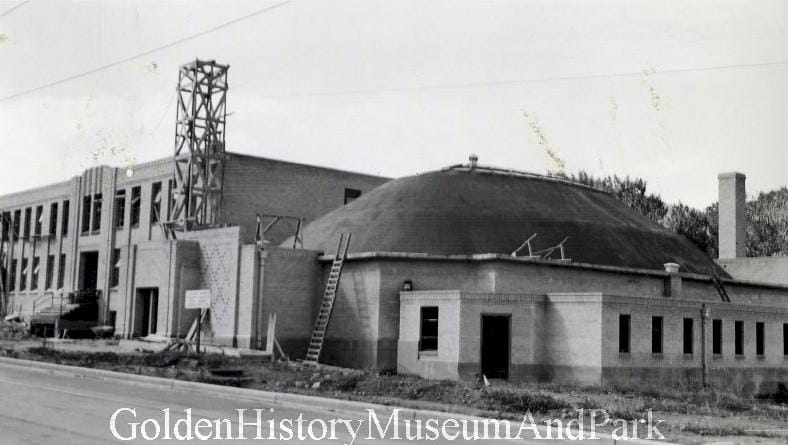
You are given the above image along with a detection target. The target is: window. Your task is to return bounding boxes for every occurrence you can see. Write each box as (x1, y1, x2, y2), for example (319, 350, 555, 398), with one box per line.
(114, 189, 126, 229)
(61, 200, 69, 235)
(683, 318, 694, 354)
(150, 182, 162, 224)
(57, 254, 66, 289)
(19, 258, 28, 291)
(23, 207, 31, 238)
(784, 324, 787, 356)
(12, 209, 21, 237)
(81, 196, 91, 233)
(131, 186, 141, 227)
(45, 255, 55, 289)
(167, 179, 175, 220)
(344, 188, 362, 205)
(756, 322, 765, 356)
(1, 211, 9, 241)
(735, 320, 744, 356)
(30, 256, 39, 291)
(110, 249, 121, 288)
(9, 259, 16, 291)
(91, 193, 102, 232)
(34, 206, 43, 236)
(651, 316, 663, 354)
(713, 319, 723, 355)
(49, 202, 58, 236)
(419, 307, 439, 352)
(619, 314, 631, 353)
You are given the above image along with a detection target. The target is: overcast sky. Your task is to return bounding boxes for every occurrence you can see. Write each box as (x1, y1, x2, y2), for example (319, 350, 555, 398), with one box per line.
(1, 0, 786, 208)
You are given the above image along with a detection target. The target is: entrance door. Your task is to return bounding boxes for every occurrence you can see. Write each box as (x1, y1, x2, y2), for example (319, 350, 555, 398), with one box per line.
(78, 251, 99, 290)
(134, 288, 159, 337)
(481, 315, 510, 379)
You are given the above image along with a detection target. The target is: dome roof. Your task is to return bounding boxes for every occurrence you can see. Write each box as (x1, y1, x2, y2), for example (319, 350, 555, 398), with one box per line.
(288, 166, 727, 276)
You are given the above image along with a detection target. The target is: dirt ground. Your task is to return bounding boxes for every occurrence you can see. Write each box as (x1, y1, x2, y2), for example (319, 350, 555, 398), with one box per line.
(1, 337, 786, 444)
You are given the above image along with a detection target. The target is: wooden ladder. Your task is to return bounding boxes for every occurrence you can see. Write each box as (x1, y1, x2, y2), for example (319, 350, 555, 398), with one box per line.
(305, 233, 351, 364)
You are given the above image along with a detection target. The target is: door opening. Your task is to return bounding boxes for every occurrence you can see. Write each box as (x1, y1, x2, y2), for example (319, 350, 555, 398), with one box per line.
(134, 288, 159, 337)
(481, 314, 510, 380)
(78, 251, 99, 290)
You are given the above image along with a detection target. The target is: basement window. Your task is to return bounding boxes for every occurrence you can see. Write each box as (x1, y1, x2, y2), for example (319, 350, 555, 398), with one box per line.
(756, 322, 765, 356)
(651, 316, 663, 354)
(683, 318, 694, 354)
(619, 314, 631, 354)
(49, 202, 58, 236)
(344, 188, 362, 205)
(419, 306, 439, 353)
(735, 320, 744, 356)
(713, 319, 723, 355)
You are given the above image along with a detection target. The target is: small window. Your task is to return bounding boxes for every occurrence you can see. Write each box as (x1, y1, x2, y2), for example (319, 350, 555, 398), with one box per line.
(114, 189, 126, 229)
(30, 256, 40, 291)
(61, 200, 70, 235)
(57, 254, 66, 290)
(419, 306, 439, 352)
(110, 249, 121, 288)
(713, 319, 723, 355)
(683, 318, 694, 354)
(19, 258, 28, 291)
(9, 259, 16, 291)
(131, 186, 141, 227)
(619, 314, 631, 353)
(756, 322, 765, 356)
(1, 211, 9, 242)
(651, 316, 663, 354)
(23, 207, 31, 238)
(49, 202, 58, 236)
(91, 193, 102, 232)
(81, 196, 91, 233)
(34, 205, 43, 236)
(344, 188, 362, 205)
(735, 320, 744, 356)
(150, 182, 162, 224)
(45, 255, 55, 290)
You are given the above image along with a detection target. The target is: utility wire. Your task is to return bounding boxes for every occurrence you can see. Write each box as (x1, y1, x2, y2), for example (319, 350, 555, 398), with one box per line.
(0, 0, 30, 19)
(0, 0, 293, 102)
(258, 59, 788, 99)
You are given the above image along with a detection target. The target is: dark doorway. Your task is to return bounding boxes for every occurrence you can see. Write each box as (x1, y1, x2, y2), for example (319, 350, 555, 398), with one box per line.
(134, 288, 159, 337)
(78, 251, 99, 290)
(481, 314, 510, 379)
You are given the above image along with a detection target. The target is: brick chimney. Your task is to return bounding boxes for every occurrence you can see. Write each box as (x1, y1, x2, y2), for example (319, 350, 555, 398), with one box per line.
(718, 172, 746, 259)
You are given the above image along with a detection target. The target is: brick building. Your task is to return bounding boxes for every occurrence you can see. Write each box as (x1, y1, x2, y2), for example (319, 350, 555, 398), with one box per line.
(1, 154, 786, 394)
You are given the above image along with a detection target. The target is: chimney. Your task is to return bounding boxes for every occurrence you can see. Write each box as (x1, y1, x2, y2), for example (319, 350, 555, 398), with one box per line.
(664, 262, 681, 298)
(717, 172, 746, 259)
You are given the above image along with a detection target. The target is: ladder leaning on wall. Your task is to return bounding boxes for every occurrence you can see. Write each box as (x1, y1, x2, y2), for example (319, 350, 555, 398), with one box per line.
(304, 233, 351, 365)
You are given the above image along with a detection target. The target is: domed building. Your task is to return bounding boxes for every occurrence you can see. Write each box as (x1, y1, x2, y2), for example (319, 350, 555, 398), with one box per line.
(276, 160, 787, 391)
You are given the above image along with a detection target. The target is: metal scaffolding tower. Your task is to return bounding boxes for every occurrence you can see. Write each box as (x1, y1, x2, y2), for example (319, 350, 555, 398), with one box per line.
(170, 59, 229, 232)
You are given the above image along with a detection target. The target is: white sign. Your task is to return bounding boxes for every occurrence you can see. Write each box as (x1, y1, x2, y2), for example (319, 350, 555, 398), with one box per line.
(185, 289, 211, 309)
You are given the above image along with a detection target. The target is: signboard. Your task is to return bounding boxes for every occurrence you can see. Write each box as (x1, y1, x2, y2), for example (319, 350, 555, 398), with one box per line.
(185, 289, 211, 309)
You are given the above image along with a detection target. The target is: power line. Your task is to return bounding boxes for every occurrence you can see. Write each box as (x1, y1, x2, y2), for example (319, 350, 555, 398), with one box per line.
(0, 0, 30, 19)
(258, 59, 788, 99)
(0, 0, 293, 102)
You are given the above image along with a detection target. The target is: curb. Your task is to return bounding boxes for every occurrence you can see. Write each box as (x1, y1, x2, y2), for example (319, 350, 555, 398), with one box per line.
(0, 356, 669, 444)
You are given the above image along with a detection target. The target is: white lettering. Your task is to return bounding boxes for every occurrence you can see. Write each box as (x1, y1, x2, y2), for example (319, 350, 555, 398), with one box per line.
(109, 408, 137, 441)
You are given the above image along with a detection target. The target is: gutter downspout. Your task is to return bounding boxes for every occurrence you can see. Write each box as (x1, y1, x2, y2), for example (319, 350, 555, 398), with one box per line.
(701, 304, 710, 387)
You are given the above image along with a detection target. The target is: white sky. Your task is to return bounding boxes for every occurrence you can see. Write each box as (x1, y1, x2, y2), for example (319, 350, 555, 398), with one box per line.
(1, 0, 787, 208)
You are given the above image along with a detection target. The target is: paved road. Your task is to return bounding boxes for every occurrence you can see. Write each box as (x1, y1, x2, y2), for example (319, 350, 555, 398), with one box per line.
(0, 361, 593, 444)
